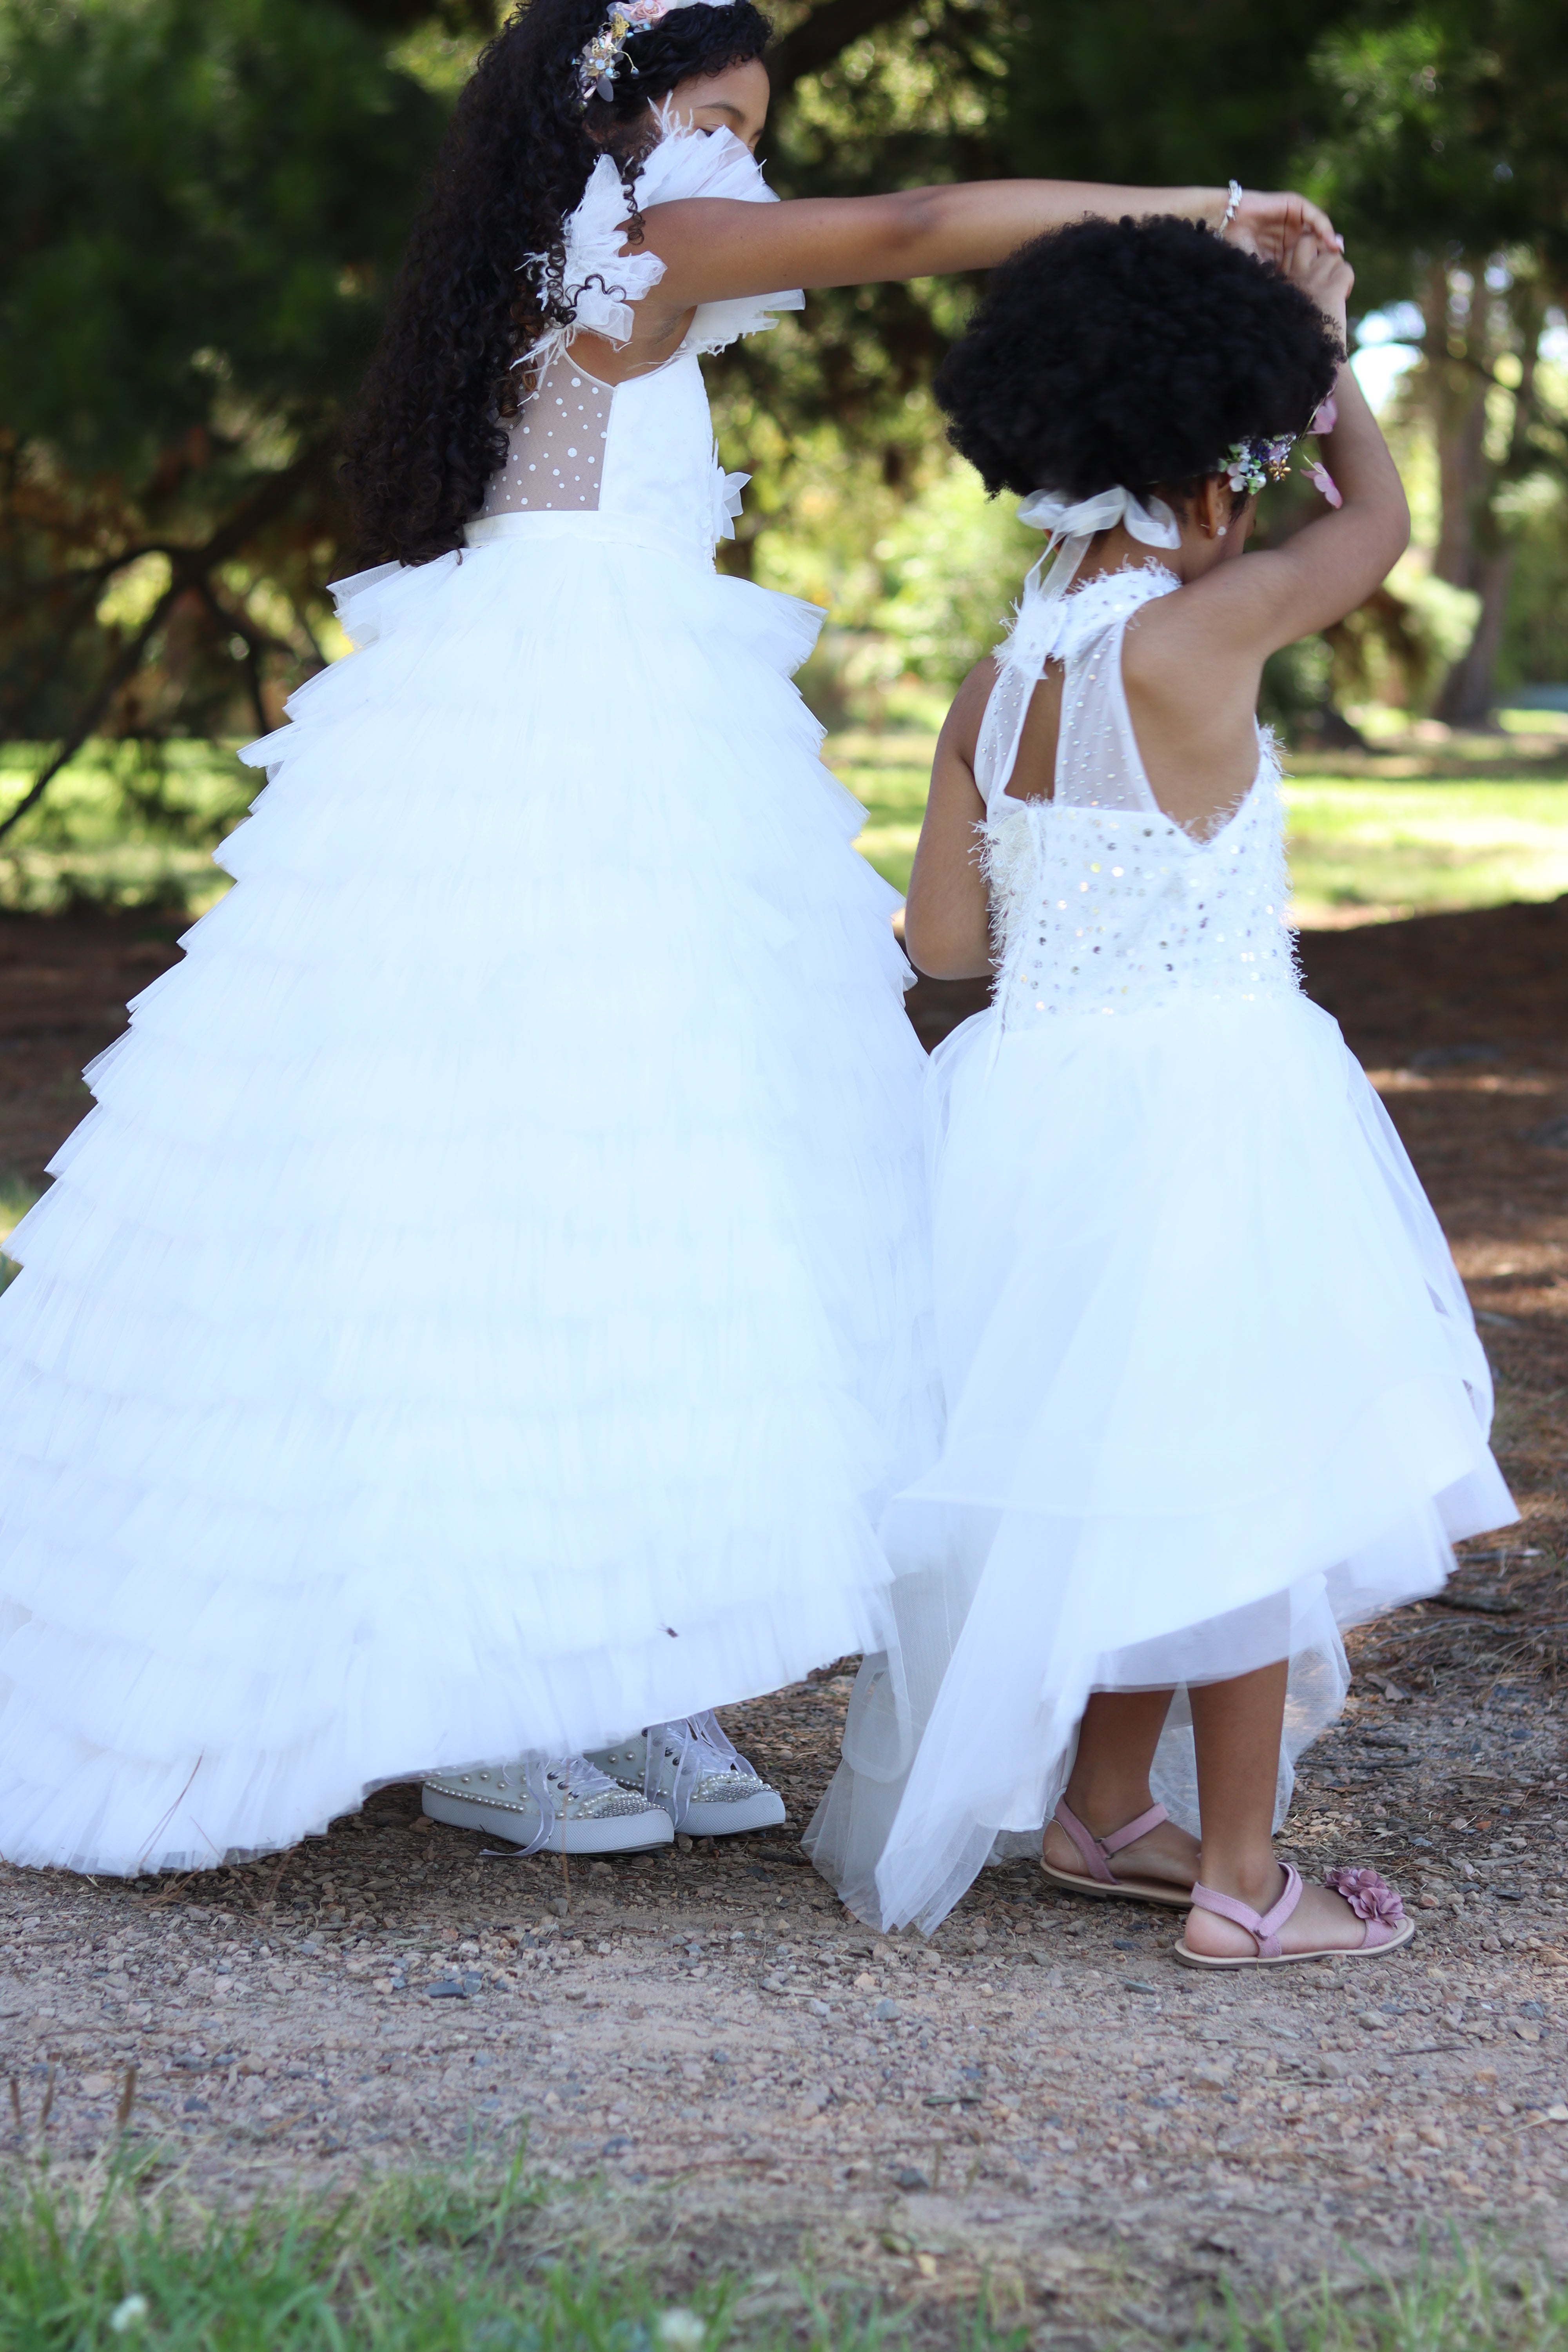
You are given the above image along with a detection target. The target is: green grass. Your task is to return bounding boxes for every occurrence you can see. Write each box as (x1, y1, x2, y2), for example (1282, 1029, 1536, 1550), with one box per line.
(0, 1169, 39, 1297)
(0, 2154, 1014, 2352)
(827, 732, 1568, 923)
(4, 735, 1566, 931)
(1280, 779, 1568, 924)
(4, 2155, 1568, 2352)
(828, 733, 934, 900)
(0, 744, 250, 917)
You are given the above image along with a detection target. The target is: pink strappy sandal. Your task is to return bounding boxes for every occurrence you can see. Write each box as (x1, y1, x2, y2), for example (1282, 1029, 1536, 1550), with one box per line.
(1040, 1797, 1194, 1910)
(1173, 1862, 1415, 1970)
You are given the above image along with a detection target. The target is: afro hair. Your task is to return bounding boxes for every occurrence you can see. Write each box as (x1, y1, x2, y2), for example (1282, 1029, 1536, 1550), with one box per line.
(935, 214, 1343, 509)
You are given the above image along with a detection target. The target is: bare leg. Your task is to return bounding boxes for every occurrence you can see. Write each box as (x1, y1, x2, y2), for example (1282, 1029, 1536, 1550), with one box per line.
(1182, 1661, 1371, 1958)
(1041, 1689, 1199, 1893)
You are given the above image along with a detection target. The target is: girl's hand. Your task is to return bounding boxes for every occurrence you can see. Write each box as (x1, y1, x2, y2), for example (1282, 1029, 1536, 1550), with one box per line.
(1223, 189, 1342, 267)
(1284, 228, 1354, 340)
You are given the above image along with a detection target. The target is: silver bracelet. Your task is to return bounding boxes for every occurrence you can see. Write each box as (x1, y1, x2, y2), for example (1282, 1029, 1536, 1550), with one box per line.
(1219, 178, 1243, 234)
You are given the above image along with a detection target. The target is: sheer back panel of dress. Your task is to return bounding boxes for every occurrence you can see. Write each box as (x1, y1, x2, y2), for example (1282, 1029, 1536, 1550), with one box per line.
(976, 568, 1173, 826)
(482, 355, 611, 515)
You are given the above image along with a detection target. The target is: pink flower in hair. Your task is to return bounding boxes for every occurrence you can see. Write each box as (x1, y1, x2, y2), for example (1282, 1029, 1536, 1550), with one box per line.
(1303, 459, 1342, 508)
(1324, 1866, 1404, 1926)
(1310, 393, 1339, 438)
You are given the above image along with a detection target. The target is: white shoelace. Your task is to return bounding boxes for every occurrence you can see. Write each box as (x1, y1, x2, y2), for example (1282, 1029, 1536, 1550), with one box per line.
(643, 1711, 759, 1818)
(503, 1753, 642, 1857)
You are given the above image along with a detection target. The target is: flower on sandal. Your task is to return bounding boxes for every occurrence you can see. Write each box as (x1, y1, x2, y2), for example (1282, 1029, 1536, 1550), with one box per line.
(1324, 1866, 1404, 1926)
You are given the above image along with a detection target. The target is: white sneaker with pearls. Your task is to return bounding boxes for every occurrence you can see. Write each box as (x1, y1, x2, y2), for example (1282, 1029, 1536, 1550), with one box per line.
(421, 1753, 674, 1854)
(588, 1712, 786, 1837)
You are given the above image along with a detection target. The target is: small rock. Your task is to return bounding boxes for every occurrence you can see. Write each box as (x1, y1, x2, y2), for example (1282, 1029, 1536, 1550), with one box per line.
(426, 1971, 483, 2000)
(1417, 2124, 1447, 2149)
(807, 1998, 831, 2016)
(873, 1998, 900, 2021)
(675, 1834, 693, 1852)
(891, 2165, 930, 2192)
(1356, 2010, 1388, 2030)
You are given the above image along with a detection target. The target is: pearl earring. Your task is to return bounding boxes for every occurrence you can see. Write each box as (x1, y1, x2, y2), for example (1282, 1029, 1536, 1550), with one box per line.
(1217, 524, 1228, 537)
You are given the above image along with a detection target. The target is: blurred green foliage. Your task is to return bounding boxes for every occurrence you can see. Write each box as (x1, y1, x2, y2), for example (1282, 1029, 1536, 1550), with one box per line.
(0, 0, 445, 824)
(0, 0, 1564, 843)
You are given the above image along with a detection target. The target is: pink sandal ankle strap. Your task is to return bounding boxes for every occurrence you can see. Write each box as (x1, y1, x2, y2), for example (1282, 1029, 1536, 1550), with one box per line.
(1053, 1797, 1169, 1886)
(1189, 1861, 1303, 1958)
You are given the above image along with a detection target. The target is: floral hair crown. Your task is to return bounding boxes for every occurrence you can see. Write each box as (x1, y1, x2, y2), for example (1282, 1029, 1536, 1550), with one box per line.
(1222, 397, 1341, 507)
(575, 0, 719, 106)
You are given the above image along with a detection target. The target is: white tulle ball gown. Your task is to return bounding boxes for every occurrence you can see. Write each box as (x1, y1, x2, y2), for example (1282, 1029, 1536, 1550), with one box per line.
(0, 125, 936, 1877)
(806, 555, 1515, 1936)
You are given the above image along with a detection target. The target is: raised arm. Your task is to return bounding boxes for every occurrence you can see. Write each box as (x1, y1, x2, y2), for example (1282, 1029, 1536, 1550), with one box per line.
(1119, 233, 1410, 838)
(1184, 233, 1412, 657)
(633, 182, 1341, 313)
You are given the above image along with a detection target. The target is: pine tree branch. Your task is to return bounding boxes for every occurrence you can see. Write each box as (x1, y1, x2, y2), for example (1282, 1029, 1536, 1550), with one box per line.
(0, 443, 333, 846)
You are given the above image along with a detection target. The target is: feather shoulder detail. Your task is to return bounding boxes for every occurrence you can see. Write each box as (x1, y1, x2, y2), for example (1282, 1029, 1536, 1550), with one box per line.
(521, 120, 802, 373)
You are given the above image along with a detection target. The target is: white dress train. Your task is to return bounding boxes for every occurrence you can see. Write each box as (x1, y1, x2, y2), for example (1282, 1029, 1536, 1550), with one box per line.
(0, 125, 938, 1877)
(805, 558, 1514, 1935)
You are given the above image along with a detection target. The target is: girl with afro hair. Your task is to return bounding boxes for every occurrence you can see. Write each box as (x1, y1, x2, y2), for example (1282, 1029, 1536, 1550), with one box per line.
(807, 219, 1515, 1964)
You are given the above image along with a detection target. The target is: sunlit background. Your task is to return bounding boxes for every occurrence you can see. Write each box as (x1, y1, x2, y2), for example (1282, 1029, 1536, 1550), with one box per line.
(1, 0, 1564, 936)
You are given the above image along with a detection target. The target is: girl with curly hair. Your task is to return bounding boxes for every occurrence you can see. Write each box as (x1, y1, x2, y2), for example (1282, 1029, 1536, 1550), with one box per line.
(0, 0, 1334, 1877)
(808, 219, 1515, 1962)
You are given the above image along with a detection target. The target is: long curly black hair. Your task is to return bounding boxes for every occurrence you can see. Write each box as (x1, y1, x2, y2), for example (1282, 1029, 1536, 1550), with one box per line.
(344, 0, 772, 565)
(936, 216, 1343, 512)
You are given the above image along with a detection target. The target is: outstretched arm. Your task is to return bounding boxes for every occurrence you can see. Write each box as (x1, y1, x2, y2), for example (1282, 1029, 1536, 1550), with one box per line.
(634, 181, 1340, 312)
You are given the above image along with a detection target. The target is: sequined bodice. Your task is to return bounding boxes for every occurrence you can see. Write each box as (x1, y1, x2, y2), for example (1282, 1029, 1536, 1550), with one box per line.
(979, 565, 1300, 1028)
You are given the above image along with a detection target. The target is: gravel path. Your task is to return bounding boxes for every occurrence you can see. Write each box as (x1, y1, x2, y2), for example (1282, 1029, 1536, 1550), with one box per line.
(3, 897, 1568, 2329)
(4, 1654, 1567, 2329)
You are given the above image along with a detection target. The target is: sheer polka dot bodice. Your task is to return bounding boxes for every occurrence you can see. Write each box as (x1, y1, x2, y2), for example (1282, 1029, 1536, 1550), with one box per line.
(978, 564, 1300, 1028)
(481, 355, 611, 515)
(468, 123, 801, 564)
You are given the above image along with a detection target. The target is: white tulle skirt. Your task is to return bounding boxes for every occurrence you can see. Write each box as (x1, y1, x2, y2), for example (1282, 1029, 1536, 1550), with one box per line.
(0, 517, 938, 1875)
(805, 989, 1515, 1934)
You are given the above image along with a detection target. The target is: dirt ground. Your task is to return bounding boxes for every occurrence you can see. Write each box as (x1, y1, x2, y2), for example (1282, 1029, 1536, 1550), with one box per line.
(2, 894, 1568, 2334)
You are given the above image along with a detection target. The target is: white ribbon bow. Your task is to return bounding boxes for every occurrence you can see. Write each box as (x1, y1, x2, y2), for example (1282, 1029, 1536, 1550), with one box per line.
(713, 461, 750, 543)
(1001, 484, 1181, 675)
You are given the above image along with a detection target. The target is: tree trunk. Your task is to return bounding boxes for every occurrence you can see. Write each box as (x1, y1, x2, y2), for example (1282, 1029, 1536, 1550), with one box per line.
(1424, 262, 1489, 594)
(1435, 544, 1515, 727)
(1426, 268, 1542, 726)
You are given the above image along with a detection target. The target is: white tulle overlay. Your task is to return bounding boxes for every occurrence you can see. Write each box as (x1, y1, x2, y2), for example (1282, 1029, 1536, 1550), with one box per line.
(805, 560, 1515, 1935)
(0, 131, 936, 1877)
